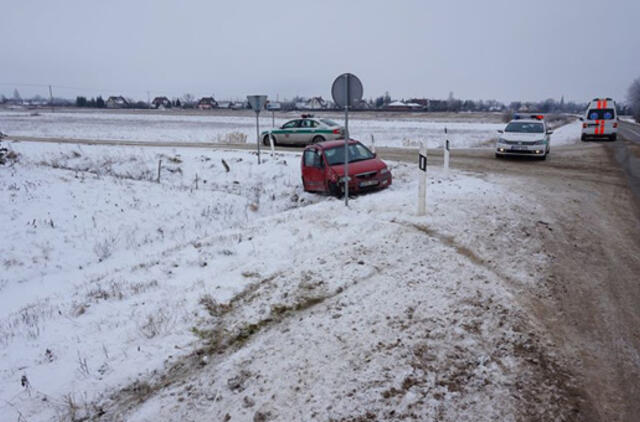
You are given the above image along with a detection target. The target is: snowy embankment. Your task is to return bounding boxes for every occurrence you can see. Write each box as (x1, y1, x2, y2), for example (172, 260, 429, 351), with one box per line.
(0, 111, 504, 149)
(0, 141, 578, 421)
(549, 120, 581, 145)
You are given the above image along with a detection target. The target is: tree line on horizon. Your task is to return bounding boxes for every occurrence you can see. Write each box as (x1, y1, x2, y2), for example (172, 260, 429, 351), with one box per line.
(1, 86, 637, 118)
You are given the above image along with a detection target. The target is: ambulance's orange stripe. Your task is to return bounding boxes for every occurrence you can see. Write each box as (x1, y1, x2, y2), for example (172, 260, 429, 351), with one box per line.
(602, 100, 607, 109)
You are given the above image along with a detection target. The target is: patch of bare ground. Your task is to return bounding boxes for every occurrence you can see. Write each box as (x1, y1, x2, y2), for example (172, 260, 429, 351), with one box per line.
(90, 270, 345, 420)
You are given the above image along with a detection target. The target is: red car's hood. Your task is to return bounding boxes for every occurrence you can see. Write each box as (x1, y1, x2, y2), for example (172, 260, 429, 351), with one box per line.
(330, 158, 387, 176)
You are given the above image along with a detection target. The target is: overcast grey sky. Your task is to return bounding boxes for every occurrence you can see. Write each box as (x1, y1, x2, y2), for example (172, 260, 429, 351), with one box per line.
(1, 0, 639, 103)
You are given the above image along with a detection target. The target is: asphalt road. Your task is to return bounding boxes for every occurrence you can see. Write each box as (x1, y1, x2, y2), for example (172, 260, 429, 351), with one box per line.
(619, 119, 640, 143)
(612, 121, 640, 204)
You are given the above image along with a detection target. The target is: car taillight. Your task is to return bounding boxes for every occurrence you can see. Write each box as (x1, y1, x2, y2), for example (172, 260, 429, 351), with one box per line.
(333, 129, 341, 135)
(582, 123, 587, 128)
(613, 122, 618, 128)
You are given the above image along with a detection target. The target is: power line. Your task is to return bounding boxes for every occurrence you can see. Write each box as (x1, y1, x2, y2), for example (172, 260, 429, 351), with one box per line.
(0, 82, 158, 96)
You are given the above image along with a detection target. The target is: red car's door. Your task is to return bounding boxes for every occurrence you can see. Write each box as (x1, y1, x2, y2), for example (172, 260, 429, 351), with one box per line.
(302, 148, 326, 192)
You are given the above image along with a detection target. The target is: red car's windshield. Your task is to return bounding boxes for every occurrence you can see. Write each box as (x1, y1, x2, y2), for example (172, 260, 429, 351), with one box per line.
(324, 143, 375, 166)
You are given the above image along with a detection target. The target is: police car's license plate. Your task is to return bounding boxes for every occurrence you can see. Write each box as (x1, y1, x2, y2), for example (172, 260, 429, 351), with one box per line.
(512, 146, 527, 151)
(359, 180, 379, 187)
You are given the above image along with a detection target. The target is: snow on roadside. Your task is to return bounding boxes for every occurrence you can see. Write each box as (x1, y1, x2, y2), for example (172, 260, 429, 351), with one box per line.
(0, 140, 578, 421)
(550, 120, 582, 145)
(620, 116, 639, 125)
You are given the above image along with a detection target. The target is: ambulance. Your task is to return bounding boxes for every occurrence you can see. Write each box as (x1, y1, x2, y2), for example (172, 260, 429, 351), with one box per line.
(581, 98, 618, 141)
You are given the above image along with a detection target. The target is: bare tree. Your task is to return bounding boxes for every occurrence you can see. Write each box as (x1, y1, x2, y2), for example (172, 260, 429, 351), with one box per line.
(628, 77, 640, 123)
(182, 93, 194, 105)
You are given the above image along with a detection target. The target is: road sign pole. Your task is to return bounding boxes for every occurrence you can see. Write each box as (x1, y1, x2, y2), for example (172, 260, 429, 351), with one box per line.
(256, 113, 261, 164)
(418, 143, 427, 216)
(331, 73, 362, 207)
(246, 95, 268, 165)
(344, 75, 350, 206)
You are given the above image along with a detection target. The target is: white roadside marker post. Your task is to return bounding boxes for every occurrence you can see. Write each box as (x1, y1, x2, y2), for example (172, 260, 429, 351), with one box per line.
(418, 143, 427, 216)
(370, 134, 376, 154)
(269, 130, 275, 157)
(444, 127, 450, 174)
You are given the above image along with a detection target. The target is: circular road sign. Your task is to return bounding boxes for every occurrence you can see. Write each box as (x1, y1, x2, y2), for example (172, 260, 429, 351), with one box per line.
(331, 73, 363, 108)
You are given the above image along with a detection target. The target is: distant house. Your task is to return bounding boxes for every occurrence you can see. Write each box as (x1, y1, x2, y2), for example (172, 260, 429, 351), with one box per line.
(151, 96, 171, 109)
(408, 98, 429, 108)
(106, 96, 128, 109)
(197, 97, 218, 110)
(230, 101, 247, 110)
(386, 101, 422, 111)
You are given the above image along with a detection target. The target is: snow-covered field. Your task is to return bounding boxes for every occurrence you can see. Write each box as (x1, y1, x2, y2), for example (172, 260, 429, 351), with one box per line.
(0, 110, 581, 150)
(0, 139, 577, 420)
(0, 110, 510, 149)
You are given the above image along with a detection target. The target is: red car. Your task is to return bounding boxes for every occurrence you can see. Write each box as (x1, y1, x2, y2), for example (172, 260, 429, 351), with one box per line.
(301, 139, 392, 196)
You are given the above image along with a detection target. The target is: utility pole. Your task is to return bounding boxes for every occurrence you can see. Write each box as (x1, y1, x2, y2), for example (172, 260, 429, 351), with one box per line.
(49, 85, 54, 112)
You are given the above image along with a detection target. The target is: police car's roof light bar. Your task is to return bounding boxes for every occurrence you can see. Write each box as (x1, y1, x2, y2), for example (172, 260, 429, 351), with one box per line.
(513, 114, 544, 121)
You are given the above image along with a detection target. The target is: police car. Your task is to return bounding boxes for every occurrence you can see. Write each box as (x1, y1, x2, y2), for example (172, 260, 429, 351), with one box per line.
(580, 98, 618, 141)
(261, 115, 344, 146)
(495, 114, 552, 160)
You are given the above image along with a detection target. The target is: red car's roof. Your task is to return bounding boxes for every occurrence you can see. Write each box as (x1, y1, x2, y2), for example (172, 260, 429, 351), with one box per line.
(309, 139, 359, 150)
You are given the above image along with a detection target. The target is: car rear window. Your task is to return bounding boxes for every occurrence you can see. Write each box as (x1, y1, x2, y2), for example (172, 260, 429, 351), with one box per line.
(587, 109, 615, 120)
(320, 119, 339, 127)
(505, 122, 544, 133)
(324, 143, 374, 166)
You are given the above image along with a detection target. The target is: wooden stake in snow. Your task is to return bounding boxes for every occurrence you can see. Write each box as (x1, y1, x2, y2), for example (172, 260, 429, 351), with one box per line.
(157, 160, 162, 183)
(418, 143, 427, 216)
(221, 159, 230, 172)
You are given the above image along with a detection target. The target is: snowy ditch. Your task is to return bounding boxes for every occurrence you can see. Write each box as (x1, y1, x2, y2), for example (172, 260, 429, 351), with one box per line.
(0, 140, 580, 420)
